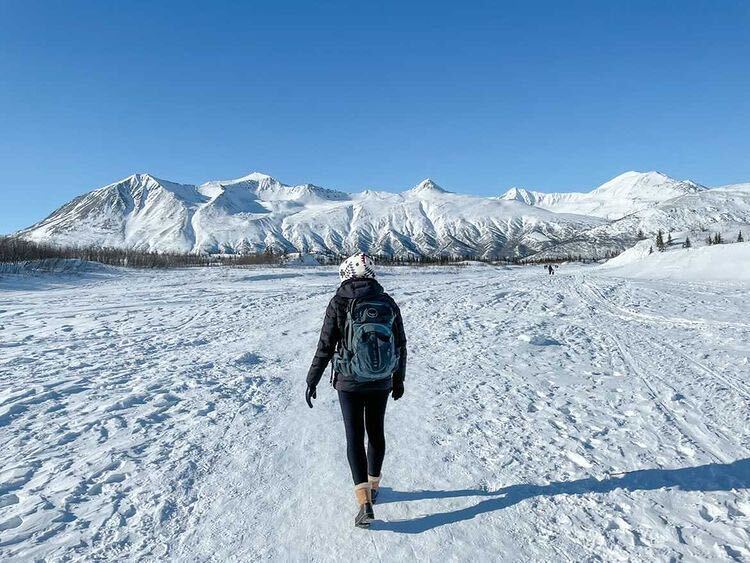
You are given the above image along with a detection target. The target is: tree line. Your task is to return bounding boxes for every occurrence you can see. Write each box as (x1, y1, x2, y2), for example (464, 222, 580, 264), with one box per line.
(0, 236, 652, 270)
(650, 229, 744, 253)
(705, 229, 743, 246)
(0, 237, 584, 269)
(319, 253, 520, 267)
(0, 238, 512, 269)
(0, 237, 282, 268)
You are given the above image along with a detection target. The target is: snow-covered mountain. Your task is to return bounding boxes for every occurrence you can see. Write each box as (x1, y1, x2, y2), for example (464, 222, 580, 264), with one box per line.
(17, 170, 750, 260)
(18, 173, 604, 259)
(527, 183, 750, 261)
(500, 171, 706, 220)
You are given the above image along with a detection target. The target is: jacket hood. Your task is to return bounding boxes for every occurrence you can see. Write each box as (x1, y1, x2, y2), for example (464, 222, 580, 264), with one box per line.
(336, 277, 384, 300)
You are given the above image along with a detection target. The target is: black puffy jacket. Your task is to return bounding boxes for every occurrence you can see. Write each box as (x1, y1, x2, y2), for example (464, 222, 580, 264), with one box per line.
(307, 277, 407, 392)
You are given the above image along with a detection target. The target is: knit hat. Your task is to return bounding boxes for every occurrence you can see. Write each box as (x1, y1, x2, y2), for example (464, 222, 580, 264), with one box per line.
(339, 253, 376, 282)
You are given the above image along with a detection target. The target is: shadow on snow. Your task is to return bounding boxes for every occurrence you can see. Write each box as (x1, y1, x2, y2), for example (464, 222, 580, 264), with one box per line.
(371, 458, 750, 534)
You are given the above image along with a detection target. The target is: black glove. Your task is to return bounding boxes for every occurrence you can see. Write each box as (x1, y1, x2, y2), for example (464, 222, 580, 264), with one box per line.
(305, 384, 317, 408)
(392, 380, 404, 401)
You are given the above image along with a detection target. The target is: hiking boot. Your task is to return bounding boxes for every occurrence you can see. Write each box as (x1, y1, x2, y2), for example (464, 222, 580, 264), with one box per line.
(354, 482, 374, 528)
(355, 502, 375, 528)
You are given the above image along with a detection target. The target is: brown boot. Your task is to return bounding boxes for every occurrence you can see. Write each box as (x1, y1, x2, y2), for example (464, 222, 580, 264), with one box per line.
(354, 482, 374, 528)
(368, 475, 381, 504)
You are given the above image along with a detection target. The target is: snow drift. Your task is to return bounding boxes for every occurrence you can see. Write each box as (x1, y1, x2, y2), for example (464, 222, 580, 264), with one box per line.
(600, 240, 750, 281)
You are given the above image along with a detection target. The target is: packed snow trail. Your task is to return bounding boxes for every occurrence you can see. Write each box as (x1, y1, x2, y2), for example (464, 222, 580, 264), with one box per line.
(0, 265, 748, 561)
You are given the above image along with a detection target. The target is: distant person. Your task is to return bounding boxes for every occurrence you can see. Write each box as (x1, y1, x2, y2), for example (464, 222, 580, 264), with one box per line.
(305, 253, 407, 528)
(548, 264, 554, 275)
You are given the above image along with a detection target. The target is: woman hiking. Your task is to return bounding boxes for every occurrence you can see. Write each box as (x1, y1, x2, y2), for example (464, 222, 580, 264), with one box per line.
(305, 253, 407, 528)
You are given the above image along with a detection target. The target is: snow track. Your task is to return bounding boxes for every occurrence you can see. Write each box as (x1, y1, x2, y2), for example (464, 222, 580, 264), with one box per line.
(0, 265, 748, 561)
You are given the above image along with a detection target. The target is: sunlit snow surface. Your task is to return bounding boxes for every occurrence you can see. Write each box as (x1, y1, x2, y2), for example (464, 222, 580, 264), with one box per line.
(1, 264, 749, 561)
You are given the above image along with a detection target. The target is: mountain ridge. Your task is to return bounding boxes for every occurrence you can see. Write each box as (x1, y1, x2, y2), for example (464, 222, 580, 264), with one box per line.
(15, 170, 749, 260)
(499, 171, 706, 220)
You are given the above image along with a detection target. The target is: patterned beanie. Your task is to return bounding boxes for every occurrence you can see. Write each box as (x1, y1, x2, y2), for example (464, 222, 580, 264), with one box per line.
(339, 253, 376, 282)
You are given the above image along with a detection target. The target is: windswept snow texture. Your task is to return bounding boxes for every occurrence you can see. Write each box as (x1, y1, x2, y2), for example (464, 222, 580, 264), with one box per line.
(1, 266, 749, 561)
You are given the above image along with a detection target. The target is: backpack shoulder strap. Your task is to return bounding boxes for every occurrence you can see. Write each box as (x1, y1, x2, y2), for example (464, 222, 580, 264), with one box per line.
(341, 297, 358, 353)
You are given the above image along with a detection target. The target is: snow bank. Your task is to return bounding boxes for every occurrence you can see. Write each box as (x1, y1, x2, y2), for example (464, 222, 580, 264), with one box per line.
(600, 240, 750, 281)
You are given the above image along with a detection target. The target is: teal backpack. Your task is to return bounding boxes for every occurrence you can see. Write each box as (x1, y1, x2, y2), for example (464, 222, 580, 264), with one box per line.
(334, 297, 400, 383)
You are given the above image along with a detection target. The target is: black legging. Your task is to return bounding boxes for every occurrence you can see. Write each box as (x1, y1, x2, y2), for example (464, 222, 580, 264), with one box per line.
(338, 390, 389, 485)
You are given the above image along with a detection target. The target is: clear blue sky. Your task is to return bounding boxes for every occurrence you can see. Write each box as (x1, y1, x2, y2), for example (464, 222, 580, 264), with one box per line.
(1, 0, 749, 233)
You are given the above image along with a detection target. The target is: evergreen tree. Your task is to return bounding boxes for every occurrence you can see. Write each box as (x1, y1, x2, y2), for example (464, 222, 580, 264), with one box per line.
(738, 230, 744, 243)
(667, 232, 672, 246)
(655, 230, 665, 252)
(683, 236, 691, 249)
(714, 233, 723, 245)
(706, 234, 713, 246)
(649, 246, 654, 255)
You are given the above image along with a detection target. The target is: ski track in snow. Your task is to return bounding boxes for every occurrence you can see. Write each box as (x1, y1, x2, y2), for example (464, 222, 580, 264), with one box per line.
(0, 265, 749, 561)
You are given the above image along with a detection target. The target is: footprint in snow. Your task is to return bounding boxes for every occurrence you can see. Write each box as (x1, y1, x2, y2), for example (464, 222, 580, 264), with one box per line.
(104, 394, 147, 412)
(0, 494, 19, 509)
(0, 515, 22, 531)
(517, 334, 561, 346)
(235, 352, 262, 366)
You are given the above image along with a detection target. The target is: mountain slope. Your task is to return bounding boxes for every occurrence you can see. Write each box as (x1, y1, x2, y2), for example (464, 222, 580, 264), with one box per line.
(18, 174, 604, 259)
(526, 183, 750, 260)
(19, 174, 207, 253)
(500, 171, 706, 220)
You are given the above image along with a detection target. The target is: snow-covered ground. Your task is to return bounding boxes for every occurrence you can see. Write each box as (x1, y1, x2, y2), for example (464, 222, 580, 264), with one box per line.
(1, 264, 749, 561)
